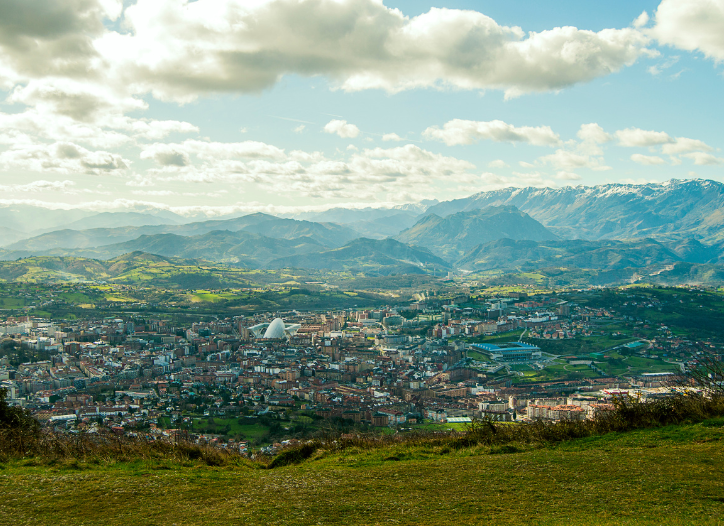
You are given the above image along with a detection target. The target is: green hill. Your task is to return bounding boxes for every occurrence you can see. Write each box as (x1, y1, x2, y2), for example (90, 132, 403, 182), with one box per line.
(268, 238, 451, 275)
(1, 212, 356, 254)
(1, 419, 723, 525)
(457, 237, 684, 271)
(395, 206, 557, 261)
(0, 252, 255, 288)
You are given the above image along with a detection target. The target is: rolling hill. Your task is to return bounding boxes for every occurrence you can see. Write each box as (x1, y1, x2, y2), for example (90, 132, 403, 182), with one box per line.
(1, 213, 357, 254)
(456, 238, 686, 271)
(395, 206, 557, 260)
(267, 238, 451, 274)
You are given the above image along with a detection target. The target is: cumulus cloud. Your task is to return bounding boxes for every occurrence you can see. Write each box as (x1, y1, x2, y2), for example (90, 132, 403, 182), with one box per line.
(488, 159, 509, 168)
(576, 123, 612, 155)
(138, 141, 477, 201)
(633, 11, 650, 29)
(681, 152, 724, 165)
(140, 144, 190, 167)
(0, 0, 121, 83)
(424, 119, 560, 146)
(7, 79, 146, 123)
(631, 153, 666, 165)
(382, 133, 403, 142)
(0, 179, 76, 193)
(140, 139, 286, 167)
(82, 0, 655, 102)
(538, 149, 609, 170)
(577, 123, 611, 144)
(554, 171, 582, 181)
(615, 127, 673, 147)
(323, 119, 360, 139)
(0, 141, 130, 175)
(651, 0, 724, 62)
(661, 137, 713, 155)
(112, 118, 199, 140)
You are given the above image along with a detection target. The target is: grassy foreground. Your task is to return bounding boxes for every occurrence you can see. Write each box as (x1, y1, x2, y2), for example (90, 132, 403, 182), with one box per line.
(1, 419, 723, 525)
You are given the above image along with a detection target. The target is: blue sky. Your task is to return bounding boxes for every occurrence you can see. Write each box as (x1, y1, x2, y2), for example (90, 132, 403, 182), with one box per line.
(0, 0, 722, 216)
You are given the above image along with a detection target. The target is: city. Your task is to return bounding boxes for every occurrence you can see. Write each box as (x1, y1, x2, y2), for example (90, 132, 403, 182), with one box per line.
(3, 282, 717, 456)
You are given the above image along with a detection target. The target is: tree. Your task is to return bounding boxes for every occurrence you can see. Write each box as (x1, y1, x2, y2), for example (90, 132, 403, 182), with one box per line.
(684, 352, 724, 396)
(0, 388, 39, 432)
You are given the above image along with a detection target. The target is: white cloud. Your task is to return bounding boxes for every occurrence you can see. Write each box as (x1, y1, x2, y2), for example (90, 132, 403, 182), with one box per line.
(382, 133, 403, 142)
(140, 139, 286, 167)
(424, 119, 560, 146)
(488, 159, 509, 168)
(511, 171, 560, 187)
(651, 0, 724, 62)
(294, 125, 306, 133)
(576, 123, 612, 155)
(86, 0, 654, 102)
(7, 79, 146, 123)
(324, 119, 360, 139)
(138, 142, 477, 201)
(0, 180, 76, 193)
(647, 55, 680, 76)
(140, 144, 190, 167)
(631, 153, 666, 165)
(633, 11, 650, 29)
(0, 0, 121, 83)
(577, 123, 611, 144)
(538, 149, 609, 170)
(681, 152, 724, 165)
(0, 141, 130, 175)
(111, 117, 199, 140)
(132, 189, 176, 196)
(554, 171, 582, 181)
(615, 127, 673, 147)
(661, 137, 713, 155)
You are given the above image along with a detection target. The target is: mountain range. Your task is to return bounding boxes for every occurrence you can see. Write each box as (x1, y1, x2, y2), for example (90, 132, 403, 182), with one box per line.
(2, 179, 724, 283)
(423, 179, 724, 243)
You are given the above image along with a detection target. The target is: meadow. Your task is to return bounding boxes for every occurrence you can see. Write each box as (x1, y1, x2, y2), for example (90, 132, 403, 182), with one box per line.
(1, 419, 723, 525)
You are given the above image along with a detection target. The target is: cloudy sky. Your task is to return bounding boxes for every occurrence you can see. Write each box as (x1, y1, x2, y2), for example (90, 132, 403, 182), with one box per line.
(0, 0, 723, 216)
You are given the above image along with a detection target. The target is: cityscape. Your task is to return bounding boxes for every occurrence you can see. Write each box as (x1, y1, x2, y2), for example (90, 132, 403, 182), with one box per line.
(1, 0, 724, 523)
(2, 281, 717, 455)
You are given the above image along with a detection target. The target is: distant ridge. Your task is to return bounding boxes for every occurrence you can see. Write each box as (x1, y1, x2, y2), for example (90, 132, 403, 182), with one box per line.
(267, 238, 450, 275)
(423, 179, 724, 242)
(395, 205, 557, 260)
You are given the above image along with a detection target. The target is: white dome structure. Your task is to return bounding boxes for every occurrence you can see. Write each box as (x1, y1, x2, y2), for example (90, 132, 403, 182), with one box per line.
(264, 318, 286, 339)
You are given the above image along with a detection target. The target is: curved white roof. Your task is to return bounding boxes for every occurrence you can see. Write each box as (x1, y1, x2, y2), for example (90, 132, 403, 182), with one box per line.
(264, 318, 286, 339)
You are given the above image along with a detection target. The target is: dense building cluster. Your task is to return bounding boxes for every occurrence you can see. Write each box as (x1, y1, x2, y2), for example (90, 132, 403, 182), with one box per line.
(1, 287, 718, 452)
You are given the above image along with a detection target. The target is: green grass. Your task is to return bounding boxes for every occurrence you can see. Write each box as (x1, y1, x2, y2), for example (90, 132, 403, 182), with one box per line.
(159, 416, 271, 441)
(1, 419, 723, 525)
(0, 297, 25, 307)
(407, 422, 469, 432)
(595, 354, 681, 376)
(466, 350, 491, 362)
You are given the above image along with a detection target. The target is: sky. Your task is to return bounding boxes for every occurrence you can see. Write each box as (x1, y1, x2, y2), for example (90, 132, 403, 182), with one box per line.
(0, 0, 722, 216)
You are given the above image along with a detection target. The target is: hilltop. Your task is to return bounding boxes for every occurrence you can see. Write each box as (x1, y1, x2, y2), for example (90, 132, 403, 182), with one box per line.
(1, 419, 723, 525)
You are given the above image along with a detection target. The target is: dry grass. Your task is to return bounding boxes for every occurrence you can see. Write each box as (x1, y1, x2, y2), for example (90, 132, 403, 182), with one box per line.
(0, 419, 723, 525)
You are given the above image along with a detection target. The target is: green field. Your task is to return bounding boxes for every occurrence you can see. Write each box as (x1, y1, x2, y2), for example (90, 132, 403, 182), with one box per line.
(158, 416, 270, 441)
(1, 419, 723, 525)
